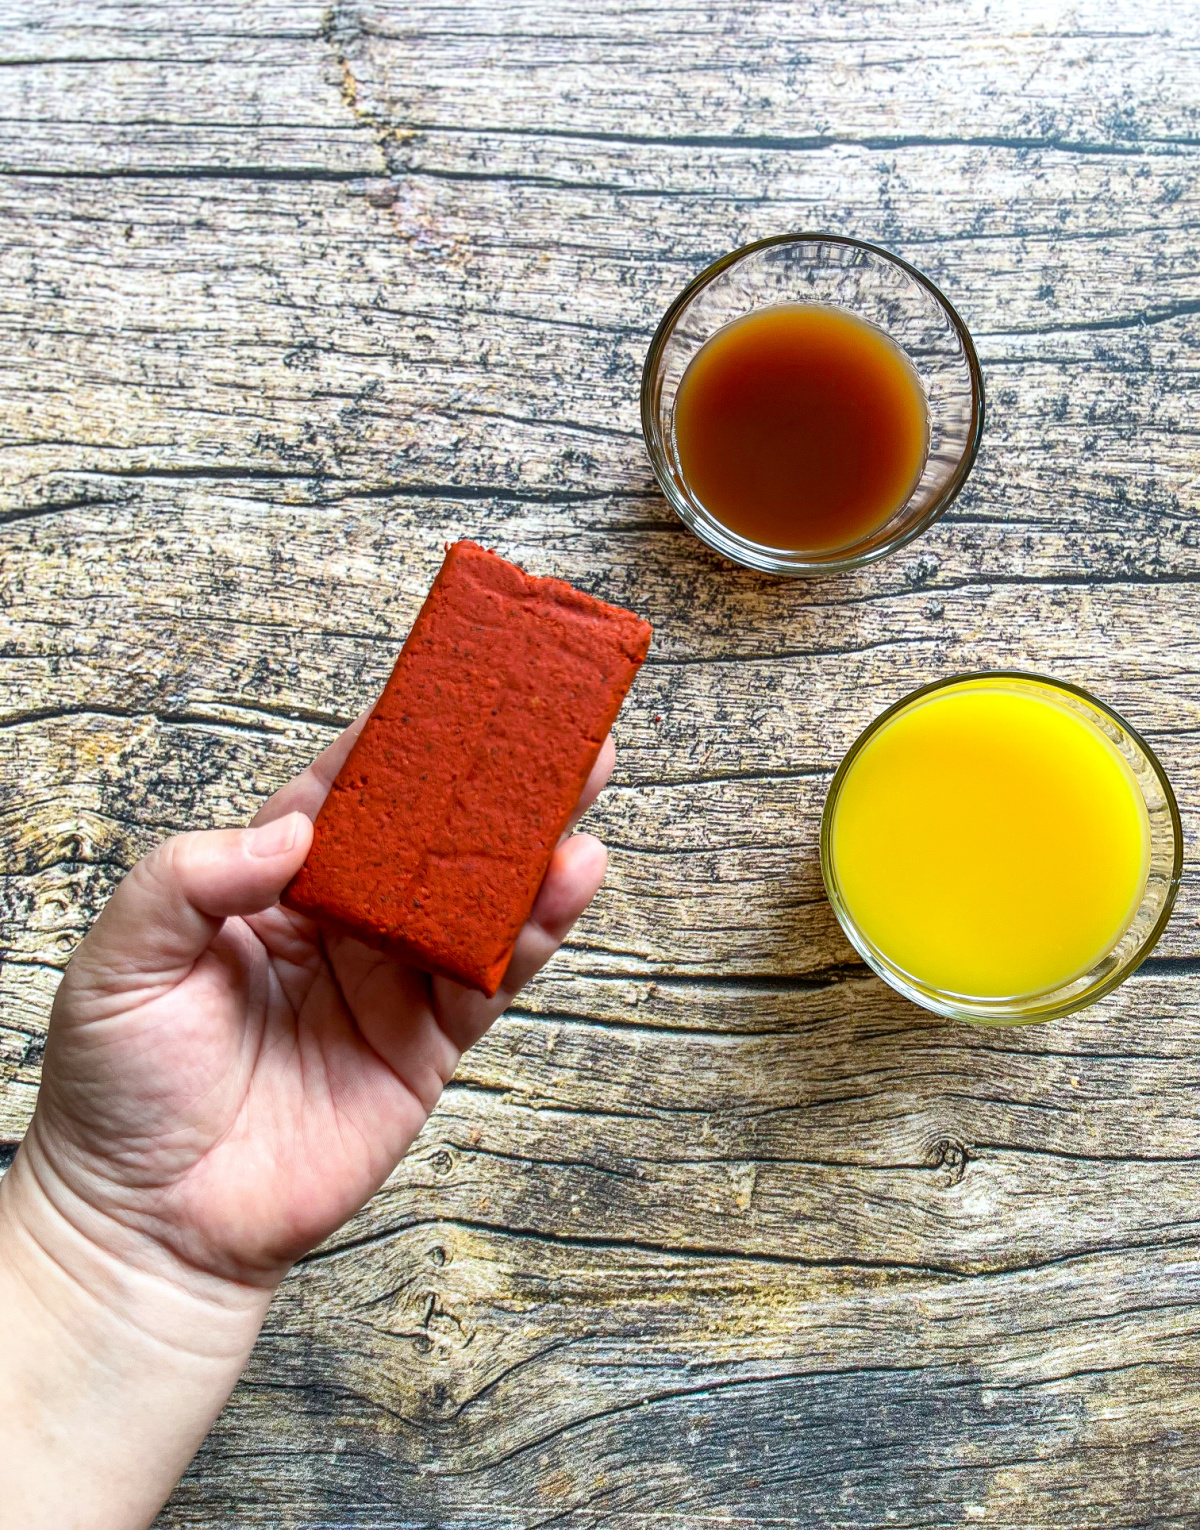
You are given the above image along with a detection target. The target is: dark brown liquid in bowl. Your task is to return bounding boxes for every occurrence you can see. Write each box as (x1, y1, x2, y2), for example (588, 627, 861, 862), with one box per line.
(673, 303, 929, 555)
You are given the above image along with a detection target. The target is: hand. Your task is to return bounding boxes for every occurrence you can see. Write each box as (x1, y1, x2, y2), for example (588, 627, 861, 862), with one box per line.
(0, 718, 613, 1530)
(20, 715, 614, 1289)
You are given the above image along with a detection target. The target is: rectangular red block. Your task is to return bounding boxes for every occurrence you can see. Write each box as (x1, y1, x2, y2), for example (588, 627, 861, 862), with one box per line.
(283, 541, 652, 996)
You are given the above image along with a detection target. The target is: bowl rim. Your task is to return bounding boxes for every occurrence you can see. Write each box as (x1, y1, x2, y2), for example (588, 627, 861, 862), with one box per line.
(640, 232, 986, 577)
(819, 669, 1184, 1025)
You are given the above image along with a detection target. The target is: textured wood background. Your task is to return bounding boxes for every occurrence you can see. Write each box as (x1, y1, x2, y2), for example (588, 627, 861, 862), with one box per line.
(3, 1, 1200, 1524)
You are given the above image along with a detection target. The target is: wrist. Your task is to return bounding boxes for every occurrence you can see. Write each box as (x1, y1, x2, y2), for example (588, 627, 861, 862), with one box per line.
(0, 1122, 274, 1363)
(0, 1135, 274, 1530)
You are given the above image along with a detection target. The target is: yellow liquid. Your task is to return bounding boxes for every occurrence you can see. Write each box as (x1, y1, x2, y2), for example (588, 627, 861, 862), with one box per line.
(829, 681, 1151, 999)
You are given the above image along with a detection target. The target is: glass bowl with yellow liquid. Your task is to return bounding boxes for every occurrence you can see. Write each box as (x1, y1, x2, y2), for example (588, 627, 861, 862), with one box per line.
(641, 234, 984, 576)
(820, 673, 1182, 1025)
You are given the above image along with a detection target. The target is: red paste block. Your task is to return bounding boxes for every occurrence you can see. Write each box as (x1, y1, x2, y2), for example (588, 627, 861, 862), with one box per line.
(284, 541, 652, 996)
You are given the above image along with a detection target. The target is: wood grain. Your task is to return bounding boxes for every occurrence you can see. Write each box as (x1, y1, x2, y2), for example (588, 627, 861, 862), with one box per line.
(2, 0, 1200, 1524)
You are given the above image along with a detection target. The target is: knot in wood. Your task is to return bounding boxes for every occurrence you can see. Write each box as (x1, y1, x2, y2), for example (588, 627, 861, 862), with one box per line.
(933, 1138, 970, 1185)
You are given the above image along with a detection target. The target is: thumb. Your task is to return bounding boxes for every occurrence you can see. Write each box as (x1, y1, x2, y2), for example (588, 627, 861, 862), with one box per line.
(67, 812, 314, 989)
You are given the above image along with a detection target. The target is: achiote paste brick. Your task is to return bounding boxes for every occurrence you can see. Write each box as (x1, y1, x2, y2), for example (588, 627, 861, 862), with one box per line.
(283, 541, 653, 996)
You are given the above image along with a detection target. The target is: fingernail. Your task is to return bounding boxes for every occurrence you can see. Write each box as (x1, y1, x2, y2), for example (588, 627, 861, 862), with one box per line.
(246, 812, 303, 858)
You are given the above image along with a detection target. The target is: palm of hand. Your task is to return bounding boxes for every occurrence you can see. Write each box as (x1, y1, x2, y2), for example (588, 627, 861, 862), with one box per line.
(44, 908, 437, 1284)
(33, 720, 611, 1286)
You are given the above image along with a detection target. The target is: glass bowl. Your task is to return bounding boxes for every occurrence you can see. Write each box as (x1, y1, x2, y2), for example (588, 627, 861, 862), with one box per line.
(820, 673, 1183, 1025)
(641, 234, 985, 577)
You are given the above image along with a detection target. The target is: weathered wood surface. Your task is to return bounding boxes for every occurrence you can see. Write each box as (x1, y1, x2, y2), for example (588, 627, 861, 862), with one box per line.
(3, 0, 1200, 1523)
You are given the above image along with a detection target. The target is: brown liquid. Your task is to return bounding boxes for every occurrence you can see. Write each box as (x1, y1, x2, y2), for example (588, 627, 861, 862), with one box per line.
(674, 303, 929, 554)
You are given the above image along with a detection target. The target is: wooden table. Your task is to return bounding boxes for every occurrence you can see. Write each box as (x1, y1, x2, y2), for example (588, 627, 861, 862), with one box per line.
(3, 2, 1199, 1524)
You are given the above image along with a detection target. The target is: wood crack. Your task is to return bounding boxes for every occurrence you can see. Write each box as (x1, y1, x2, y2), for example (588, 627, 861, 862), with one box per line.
(380, 121, 1200, 157)
(299, 1213, 962, 1276)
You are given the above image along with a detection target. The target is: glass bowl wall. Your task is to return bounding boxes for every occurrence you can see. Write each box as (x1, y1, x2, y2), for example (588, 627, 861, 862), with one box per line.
(641, 234, 984, 576)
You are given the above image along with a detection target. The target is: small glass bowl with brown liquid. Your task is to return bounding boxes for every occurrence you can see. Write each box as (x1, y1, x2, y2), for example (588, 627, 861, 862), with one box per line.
(641, 234, 984, 576)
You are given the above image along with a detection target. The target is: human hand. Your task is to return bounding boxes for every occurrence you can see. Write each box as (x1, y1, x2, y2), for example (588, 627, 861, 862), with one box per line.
(0, 717, 613, 1530)
(15, 715, 613, 1294)
(0, 711, 614, 1530)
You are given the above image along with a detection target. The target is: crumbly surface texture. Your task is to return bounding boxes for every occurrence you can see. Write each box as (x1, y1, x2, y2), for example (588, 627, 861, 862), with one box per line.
(283, 541, 652, 994)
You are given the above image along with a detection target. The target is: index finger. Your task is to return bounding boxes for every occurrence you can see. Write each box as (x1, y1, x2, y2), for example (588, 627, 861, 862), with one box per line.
(561, 733, 616, 839)
(250, 707, 372, 827)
